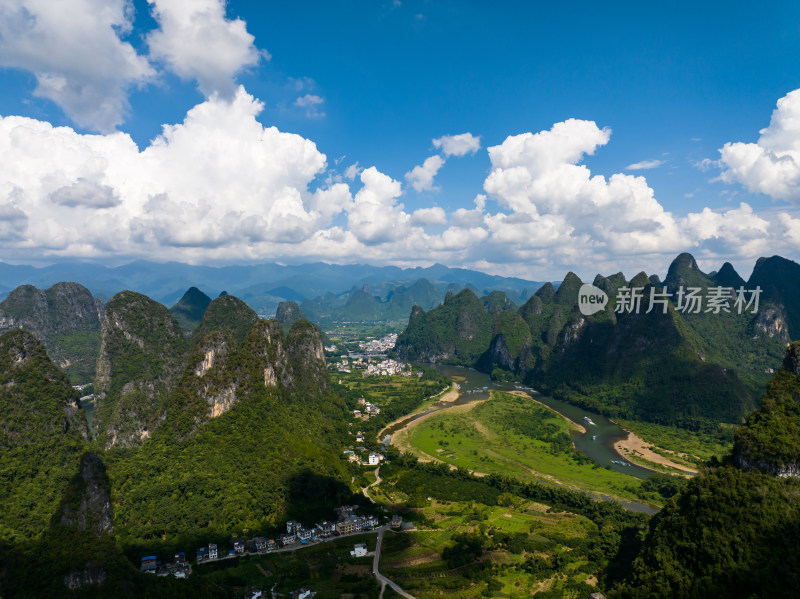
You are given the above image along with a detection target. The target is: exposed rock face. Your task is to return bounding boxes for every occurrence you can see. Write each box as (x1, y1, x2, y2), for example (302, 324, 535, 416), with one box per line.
(63, 567, 108, 590)
(753, 304, 791, 344)
(193, 331, 230, 378)
(0, 282, 103, 381)
(287, 320, 328, 391)
(172, 314, 330, 435)
(94, 291, 187, 449)
(246, 319, 293, 389)
(59, 452, 114, 536)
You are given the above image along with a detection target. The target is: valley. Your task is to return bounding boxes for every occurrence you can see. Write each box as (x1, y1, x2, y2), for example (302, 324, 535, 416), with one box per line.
(1, 252, 800, 597)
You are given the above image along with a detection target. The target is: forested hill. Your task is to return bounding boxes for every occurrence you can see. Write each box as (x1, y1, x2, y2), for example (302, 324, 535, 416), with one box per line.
(610, 342, 800, 598)
(0, 330, 89, 542)
(0, 281, 103, 383)
(0, 291, 358, 596)
(394, 253, 795, 429)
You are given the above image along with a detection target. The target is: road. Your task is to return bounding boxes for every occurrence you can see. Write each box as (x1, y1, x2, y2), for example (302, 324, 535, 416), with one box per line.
(362, 466, 381, 503)
(373, 525, 415, 599)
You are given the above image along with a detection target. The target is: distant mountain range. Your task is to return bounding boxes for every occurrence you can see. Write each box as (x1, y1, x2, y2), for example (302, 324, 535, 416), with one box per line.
(395, 253, 799, 429)
(0, 260, 543, 317)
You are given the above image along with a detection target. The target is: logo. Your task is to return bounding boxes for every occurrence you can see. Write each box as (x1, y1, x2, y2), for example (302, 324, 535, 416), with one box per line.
(578, 284, 608, 316)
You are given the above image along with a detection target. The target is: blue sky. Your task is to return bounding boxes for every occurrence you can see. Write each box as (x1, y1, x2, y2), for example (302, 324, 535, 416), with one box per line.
(1, 0, 800, 280)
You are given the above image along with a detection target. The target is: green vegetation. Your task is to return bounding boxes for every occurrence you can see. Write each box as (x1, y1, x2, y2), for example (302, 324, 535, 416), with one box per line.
(169, 286, 212, 333)
(405, 391, 665, 504)
(394, 253, 793, 431)
(616, 419, 734, 464)
(611, 466, 800, 598)
(191, 294, 258, 347)
(394, 289, 496, 364)
(0, 330, 89, 542)
(93, 291, 188, 449)
(732, 351, 800, 470)
(332, 367, 449, 440)
(376, 458, 648, 598)
(49, 327, 102, 384)
(192, 533, 380, 598)
(610, 343, 800, 597)
(0, 282, 103, 384)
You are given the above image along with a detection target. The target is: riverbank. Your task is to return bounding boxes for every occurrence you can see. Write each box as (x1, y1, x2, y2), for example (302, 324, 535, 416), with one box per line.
(613, 429, 698, 477)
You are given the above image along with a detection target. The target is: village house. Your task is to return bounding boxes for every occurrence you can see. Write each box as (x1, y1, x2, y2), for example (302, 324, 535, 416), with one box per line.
(298, 528, 312, 542)
(286, 520, 302, 533)
(196, 547, 208, 561)
(350, 543, 368, 557)
(208, 543, 218, 560)
(234, 540, 245, 554)
(353, 409, 361, 418)
(140, 556, 157, 574)
(336, 505, 357, 519)
(391, 515, 403, 529)
(336, 520, 356, 535)
(368, 452, 381, 466)
(253, 537, 267, 551)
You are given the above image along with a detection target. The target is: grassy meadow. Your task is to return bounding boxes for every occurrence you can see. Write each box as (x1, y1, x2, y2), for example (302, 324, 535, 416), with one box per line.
(405, 391, 655, 504)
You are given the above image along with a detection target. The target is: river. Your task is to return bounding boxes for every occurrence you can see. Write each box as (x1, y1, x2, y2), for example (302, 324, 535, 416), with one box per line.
(382, 364, 660, 514)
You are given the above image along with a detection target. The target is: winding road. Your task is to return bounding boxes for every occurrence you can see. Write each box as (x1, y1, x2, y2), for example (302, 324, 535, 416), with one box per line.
(373, 525, 416, 599)
(362, 466, 381, 503)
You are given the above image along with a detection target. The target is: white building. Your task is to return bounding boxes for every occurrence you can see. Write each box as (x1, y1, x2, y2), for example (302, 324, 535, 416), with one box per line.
(368, 452, 380, 466)
(350, 543, 368, 557)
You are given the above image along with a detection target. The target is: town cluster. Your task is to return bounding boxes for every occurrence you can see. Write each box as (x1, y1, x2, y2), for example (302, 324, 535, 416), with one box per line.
(141, 506, 394, 579)
(358, 333, 398, 354)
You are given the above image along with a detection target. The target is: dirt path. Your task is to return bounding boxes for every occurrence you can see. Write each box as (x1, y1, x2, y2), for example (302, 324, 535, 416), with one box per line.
(613, 430, 698, 476)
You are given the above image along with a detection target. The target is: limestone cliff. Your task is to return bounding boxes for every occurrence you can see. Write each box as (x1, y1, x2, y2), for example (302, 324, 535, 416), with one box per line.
(0, 282, 103, 382)
(93, 291, 187, 449)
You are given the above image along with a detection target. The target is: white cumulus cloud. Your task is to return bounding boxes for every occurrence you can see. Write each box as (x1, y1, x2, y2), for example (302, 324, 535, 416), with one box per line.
(0, 0, 156, 132)
(147, 0, 262, 98)
(405, 155, 444, 192)
(410, 207, 447, 226)
(716, 89, 800, 202)
(432, 132, 481, 157)
(348, 167, 409, 244)
(0, 87, 333, 258)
